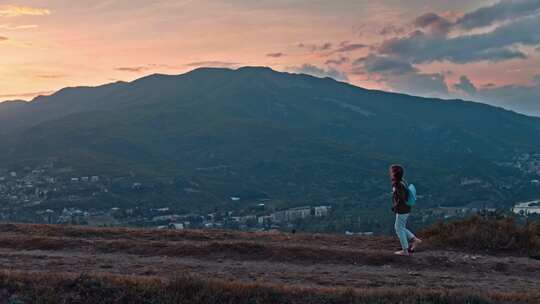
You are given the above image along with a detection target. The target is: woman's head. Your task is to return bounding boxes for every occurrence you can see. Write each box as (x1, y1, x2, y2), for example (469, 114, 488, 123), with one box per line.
(389, 164, 404, 182)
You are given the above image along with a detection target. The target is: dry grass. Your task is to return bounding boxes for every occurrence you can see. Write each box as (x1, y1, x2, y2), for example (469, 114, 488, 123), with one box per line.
(0, 219, 539, 302)
(0, 271, 537, 304)
(421, 216, 540, 256)
(0, 233, 405, 268)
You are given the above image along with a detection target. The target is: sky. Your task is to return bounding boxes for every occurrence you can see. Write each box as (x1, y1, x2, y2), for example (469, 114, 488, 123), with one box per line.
(1, 0, 540, 115)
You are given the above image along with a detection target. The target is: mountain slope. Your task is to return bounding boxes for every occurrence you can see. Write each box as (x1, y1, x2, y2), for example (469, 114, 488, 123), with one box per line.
(1, 67, 539, 210)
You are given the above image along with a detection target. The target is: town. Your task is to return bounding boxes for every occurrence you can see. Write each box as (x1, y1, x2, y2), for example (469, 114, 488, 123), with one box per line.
(1, 159, 539, 234)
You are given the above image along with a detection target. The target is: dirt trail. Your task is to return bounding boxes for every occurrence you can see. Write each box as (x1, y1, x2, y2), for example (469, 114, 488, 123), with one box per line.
(0, 224, 539, 294)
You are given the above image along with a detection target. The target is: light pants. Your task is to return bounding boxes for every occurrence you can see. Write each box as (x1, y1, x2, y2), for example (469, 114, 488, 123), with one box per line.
(395, 213, 416, 252)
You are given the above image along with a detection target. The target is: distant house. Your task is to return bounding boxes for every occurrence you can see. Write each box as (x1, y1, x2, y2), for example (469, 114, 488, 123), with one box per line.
(168, 223, 184, 230)
(271, 210, 287, 223)
(285, 206, 312, 221)
(81, 177, 89, 182)
(257, 215, 272, 225)
(91, 176, 100, 182)
(314, 206, 331, 217)
(230, 196, 241, 202)
(71, 177, 80, 182)
(241, 215, 256, 223)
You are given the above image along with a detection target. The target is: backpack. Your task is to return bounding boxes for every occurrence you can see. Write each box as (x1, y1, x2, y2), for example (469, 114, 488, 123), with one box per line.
(402, 181, 417, 207)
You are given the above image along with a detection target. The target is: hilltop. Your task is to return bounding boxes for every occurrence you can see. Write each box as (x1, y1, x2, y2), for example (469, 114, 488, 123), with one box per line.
(0, 217, 539, 303)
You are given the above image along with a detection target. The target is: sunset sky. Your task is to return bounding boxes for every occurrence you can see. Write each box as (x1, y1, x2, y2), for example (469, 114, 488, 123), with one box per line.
(1, 0, 540, 114)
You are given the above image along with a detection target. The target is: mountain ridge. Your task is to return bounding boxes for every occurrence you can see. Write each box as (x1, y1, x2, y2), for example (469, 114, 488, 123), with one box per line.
(2, 66, 538, 121)
(0, 66, 539, 212)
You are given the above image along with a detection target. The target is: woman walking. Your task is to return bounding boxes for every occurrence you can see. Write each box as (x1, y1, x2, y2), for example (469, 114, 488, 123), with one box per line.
(390, 164, 421, 256)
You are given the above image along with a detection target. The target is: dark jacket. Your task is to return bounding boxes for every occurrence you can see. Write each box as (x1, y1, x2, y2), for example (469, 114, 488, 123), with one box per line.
(392, 181, 411, 214)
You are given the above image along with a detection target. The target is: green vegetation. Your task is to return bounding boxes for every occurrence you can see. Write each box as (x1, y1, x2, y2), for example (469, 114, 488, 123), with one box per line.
(1, 67, 540, 213)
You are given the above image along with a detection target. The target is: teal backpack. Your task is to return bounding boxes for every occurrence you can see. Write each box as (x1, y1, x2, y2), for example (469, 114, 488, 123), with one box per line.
(403, 181, 417, 207)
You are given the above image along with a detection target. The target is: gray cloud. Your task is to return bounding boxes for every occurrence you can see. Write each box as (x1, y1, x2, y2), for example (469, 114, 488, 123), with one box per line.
(184, 61, 240, 68)
(379, 24, 406, 36)
(356, 54, 416, 75)
(379, 14, 540, 64)
(457, 0, 540, 30)
(266, 52, 285, 58)
(325, 56, 349, 66)
(115, 66, 150, 73)
(454, 75, 477, 95)
(359, 1, 540, 115)
(385, 71, 449, 98)
(35, 74, 66, 79)
(334, 41, 367, 53)
(298, 42, 332, 52)
(413, 12, 452, 35)
(290, 64, 348, 81)
(443, 73, 540, 116)
(353, 55, 448, 98)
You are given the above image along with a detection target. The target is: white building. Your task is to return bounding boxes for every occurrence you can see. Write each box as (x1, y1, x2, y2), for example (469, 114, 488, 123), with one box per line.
(285, 206, 312, 221)
(314, 206, 331, 217)
(513, 200, 540, 215)
(168, 223, 184, 230)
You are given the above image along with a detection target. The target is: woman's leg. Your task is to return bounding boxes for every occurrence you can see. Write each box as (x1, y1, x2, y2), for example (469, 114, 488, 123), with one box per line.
(394, 214, 409, 252)
(404, 228, 416, 241)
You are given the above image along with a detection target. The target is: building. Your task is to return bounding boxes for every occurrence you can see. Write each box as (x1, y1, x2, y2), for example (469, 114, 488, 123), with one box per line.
(257, 215, 272, 225)
(314, 206, 331, 217)
(271, 210, 287, 223)
(168, 223, 184, 230)
(513, 200, 540, 215)
(285, 206, 312, 221)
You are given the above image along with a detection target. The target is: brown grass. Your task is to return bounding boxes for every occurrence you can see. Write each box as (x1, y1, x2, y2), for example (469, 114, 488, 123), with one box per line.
(0, 271, 537, 304)
(421, 216, 540, 256)
(0, 233, 407, 268)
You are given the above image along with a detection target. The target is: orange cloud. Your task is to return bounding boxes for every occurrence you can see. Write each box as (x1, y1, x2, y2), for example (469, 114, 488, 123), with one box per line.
(0, 24, 38, 30)
(0, 5, 50, 17)
(0, 90, 53, 99)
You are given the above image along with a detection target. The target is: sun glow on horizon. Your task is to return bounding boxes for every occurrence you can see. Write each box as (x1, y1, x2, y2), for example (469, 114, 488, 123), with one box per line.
(1, 0, 539, 114)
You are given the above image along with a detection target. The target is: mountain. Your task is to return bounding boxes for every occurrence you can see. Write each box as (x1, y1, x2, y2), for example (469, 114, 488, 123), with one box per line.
(1, 67, 540, 212)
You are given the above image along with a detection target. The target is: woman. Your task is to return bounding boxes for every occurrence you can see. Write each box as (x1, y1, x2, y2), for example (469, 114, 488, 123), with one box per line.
(390, 164, 421, 256)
